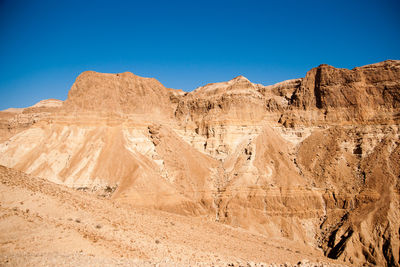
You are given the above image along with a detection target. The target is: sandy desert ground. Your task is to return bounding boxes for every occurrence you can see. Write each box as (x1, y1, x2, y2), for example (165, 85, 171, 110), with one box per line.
(0, 166, 348, 266)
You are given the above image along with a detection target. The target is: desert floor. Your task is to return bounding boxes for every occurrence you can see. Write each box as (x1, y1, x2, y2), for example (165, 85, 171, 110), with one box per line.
(0, 166, 348, 266)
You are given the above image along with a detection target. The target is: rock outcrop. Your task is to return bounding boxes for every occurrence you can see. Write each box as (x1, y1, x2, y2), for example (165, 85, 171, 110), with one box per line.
(0, 99, 63, 143)
(63, 71, 174, 118)
(0, 60, 399, 266)
(288, 60, 400, 125)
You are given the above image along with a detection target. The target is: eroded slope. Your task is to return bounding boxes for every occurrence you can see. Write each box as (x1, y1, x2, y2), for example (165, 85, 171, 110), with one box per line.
(1, 60, 399, 266)
(0, 165, 345, 266)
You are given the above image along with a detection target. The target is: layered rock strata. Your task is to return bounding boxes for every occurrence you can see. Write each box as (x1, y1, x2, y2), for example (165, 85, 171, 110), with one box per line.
(1, 60, 399, 266)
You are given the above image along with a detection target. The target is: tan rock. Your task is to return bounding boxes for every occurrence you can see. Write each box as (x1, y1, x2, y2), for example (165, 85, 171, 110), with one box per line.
(0, 60, 399, 266)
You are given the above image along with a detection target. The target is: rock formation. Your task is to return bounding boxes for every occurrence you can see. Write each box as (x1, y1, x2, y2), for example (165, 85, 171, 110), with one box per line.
(1, 60, 399, 266)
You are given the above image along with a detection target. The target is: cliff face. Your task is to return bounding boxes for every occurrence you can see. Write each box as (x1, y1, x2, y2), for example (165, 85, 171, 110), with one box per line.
(297, 125, 399, 265)
(0, 60, 399, 266)
(64, 71, 174, 118)
(288, 60, 400, 124)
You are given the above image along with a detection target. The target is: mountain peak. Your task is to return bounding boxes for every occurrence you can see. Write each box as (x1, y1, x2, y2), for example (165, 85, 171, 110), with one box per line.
(231, 75, 250, 82)
(63, 70, 172, 116)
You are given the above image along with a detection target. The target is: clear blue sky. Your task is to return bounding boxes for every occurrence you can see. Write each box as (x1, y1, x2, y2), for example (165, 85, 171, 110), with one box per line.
(0, 0, 399, 109)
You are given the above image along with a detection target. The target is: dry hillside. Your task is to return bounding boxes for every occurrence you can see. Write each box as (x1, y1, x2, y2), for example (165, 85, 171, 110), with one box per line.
(0, 60, 399, 266)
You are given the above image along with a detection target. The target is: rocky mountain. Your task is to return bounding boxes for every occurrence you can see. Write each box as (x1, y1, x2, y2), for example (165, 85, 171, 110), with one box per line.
(0, 60, 399, 266)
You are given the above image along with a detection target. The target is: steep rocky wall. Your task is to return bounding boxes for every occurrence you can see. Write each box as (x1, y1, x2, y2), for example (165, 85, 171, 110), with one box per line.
(1, 60, 399, 266)
(288, 60, 400, 125)
(63, 71, 175, 118)
(298, 126, 400, 266)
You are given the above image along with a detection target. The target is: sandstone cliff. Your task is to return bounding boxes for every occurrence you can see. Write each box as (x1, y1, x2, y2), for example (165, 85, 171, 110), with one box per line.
(0, 60, 399, 266)
(63, 71, 174, 118)
(287, 60, 400, 125)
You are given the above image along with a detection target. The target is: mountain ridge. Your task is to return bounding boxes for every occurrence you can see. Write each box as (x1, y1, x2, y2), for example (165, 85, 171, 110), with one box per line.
(0, 60, 399, 266)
